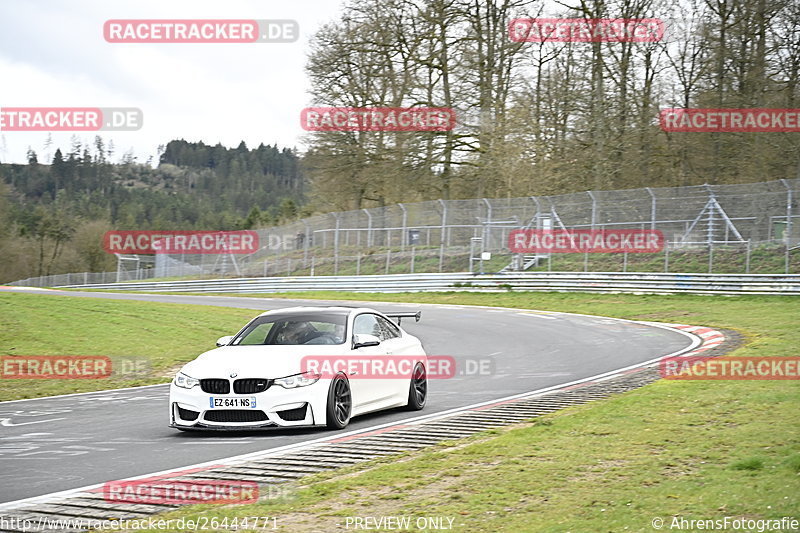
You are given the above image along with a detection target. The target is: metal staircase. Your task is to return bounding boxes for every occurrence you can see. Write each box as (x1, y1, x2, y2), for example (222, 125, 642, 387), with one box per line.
(501, 207, 567, 272)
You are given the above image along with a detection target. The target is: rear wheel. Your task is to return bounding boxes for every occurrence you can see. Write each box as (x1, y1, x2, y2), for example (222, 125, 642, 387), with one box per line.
(405, 363, 427, 410)
(326, 374, 352, 429)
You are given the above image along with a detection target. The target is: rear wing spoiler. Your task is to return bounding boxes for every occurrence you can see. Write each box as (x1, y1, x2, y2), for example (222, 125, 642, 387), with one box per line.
(384, 311, 421, 325)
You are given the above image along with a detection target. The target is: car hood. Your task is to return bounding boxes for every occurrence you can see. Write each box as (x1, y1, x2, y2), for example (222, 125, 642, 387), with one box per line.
(179, 345, 347, 379)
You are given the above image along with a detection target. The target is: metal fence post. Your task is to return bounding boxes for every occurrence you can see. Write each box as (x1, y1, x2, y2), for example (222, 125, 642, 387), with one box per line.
(786, 244, 790, 274)
(531, 196, 541, 216)
(438, 199, 448, 247)
(363, 208, 373, 248)
(410, 247, 416, 273)
(439, 243, 444, 272)
(664, 242, 670, 273)
(333, 213, 341, 275)
(708, 243, 714, 273)
(482, 198, 492, 250)
(781, 179, 793, 273)
(399, 203, 407, 251)
(587, 191, 597, 230)
(646, 187, 656, 230)
(469, 237, 483, 274)
(301, 219, 310, 267)
(385, 249, 391, 274)
(356, 254, 361, 276)
(782, 179, 793, 242)
(745, 240, 751, 273)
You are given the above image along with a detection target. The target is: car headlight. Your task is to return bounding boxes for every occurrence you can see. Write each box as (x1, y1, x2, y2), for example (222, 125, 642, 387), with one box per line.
(274, 372, 321, 389)
(174, 372, 200, 389)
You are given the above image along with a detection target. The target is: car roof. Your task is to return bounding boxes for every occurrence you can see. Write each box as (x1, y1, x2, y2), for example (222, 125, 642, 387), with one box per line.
(256, 306, 374, 318)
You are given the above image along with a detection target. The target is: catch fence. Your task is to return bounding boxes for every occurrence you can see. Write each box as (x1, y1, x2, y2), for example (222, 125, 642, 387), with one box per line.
(8, 178, 800, 287)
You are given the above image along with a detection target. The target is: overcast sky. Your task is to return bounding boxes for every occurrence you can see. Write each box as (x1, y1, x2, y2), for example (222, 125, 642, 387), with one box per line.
(0, 0, 346, 164)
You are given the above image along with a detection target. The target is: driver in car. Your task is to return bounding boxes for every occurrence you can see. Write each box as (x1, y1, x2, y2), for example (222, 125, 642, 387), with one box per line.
(277, 321, 317, 344)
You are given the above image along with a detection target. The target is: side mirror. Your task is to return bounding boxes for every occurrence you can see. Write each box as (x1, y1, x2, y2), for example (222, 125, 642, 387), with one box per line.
(353, 334, 381, 349)
(216, 336, 234, 347)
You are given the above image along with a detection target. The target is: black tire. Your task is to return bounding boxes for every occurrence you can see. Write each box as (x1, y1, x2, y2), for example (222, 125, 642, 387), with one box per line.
(405, 363, 427, 411)
(326, 374, 352, 429)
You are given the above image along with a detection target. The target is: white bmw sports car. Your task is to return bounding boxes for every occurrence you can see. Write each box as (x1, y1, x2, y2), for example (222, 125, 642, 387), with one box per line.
(169, 306, 427, 430)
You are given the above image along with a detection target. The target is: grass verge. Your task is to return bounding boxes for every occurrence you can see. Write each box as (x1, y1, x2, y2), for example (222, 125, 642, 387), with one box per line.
(76, 291, 798, 533)
(0, 293, 258, 401)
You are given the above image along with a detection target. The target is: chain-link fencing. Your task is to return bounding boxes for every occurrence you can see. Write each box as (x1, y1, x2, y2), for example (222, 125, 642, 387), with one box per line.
(8, 178, 800, 287)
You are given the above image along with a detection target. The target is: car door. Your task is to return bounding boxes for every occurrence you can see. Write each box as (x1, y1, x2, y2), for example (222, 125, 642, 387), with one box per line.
(350, 313, 389, 413)
(375, 315, 413, 404)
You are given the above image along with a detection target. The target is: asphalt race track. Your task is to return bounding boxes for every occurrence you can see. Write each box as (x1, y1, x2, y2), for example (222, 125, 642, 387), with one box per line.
(0, 289, 693, 504)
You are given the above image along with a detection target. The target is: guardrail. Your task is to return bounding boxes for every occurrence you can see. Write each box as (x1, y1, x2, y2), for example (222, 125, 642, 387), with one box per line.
(52, 272, 800, 295)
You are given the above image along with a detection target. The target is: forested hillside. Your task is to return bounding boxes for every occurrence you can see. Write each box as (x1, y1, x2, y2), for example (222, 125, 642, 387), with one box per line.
(0, 139, 305, 282)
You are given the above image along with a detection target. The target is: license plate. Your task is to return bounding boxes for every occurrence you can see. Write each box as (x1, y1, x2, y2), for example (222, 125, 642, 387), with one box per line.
(209, 397, 257, 408)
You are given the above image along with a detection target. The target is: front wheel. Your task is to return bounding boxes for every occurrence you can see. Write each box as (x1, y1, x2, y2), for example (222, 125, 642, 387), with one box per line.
(326, 374, 352, 429)
(405, 363, 427, 411)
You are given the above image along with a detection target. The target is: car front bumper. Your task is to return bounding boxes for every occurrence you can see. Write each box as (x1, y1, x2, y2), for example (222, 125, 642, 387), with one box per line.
(168, 379, 329, 430)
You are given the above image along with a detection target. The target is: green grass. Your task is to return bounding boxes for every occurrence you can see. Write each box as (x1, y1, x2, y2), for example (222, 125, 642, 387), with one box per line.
(151, 379, 798, 532)
(264, 245, 798, 276)
(73, 291, 797, 533)
(532, 243, 800, 274)
(138, 242, 798, 279)
(232, 245, 496, 277)
(0, 293, 258, 400)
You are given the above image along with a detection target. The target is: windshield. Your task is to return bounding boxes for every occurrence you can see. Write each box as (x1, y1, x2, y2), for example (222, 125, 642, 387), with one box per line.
(231, 313, 348, 346)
